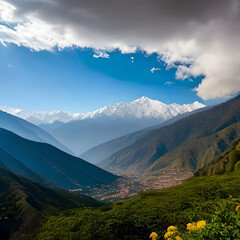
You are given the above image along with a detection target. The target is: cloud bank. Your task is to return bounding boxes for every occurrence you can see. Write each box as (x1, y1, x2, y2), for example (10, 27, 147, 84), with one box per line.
(0, 0, 240, 100)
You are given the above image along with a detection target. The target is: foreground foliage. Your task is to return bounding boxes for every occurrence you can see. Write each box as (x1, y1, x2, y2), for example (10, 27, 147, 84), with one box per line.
(36, 170, 240, 240)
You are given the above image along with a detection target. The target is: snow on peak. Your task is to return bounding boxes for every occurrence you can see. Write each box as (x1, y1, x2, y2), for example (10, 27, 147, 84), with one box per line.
(0, 97, 206, 124)
(0, 106, 22, 115)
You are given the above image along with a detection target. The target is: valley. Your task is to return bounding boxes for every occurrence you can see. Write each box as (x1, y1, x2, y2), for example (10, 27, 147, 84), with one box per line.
(83, 169, 193, 202)
(0, 94, 239, 239)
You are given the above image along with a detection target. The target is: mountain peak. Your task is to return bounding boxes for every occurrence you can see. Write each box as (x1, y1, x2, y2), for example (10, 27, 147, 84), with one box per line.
(135, 96, 151, 101)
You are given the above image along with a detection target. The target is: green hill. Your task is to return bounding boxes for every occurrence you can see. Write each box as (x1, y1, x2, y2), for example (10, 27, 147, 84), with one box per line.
(0, 128, 118, 189)
(36, 170, 240, 240)
(100, 95, 240, 177)
(195, 138, 240, 176)
(0, 167, 101, 240)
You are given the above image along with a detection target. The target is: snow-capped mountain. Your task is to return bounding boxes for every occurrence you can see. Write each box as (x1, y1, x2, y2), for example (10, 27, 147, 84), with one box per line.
(77, 96, 205, 120)
(0, 97, 205, 124)
(0, 97, 206, 156)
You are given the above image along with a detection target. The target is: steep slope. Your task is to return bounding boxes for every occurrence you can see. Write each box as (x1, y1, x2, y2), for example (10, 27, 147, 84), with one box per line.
(0, 128, 118, 189)
(50, 97, 205, 155)
(0, 167, 101, 240)
(0, 145, 51, 185)
(101, 95, 240, 176)
(195, 138, 240, 176)
(80, 107, 209, 164)
(0, 110, 73, 155)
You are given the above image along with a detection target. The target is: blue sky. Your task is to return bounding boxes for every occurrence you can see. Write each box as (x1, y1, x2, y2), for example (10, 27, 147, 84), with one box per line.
(0, 0, 239, 112)
(0, 43, 223, 113)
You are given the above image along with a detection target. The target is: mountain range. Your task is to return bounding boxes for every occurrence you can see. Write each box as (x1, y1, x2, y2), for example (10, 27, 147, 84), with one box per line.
(0, 110, 73, 155)
(9, 97, 204, 156)
(80, 107, 210, 164)
(98, 95, 240, 178)
(0, 97, 205, 124)
(0, 128, 118, 189)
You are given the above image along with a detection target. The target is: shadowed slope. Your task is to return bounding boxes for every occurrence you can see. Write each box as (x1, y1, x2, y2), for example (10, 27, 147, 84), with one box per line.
(0, 128, 118, 189)
(0, 167, 101, 240)
(195, 138, 240, 176)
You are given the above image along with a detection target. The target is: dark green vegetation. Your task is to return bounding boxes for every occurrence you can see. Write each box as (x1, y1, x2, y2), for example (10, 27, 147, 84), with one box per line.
(196, 138, 240, 176)
(100, 95, 240, 176)
(0, 128, 118, 189)
(0, 167, 102, 240)
(36, 170, 240, 240)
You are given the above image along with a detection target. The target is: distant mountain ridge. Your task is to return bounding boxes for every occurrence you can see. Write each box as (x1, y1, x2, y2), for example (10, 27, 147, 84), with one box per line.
(0, 97, 205, 124)
(0, 110, 73, 155)
(18, 97, 205, 156)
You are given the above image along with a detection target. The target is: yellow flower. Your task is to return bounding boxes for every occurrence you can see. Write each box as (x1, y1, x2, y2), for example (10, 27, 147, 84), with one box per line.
(187, 220, 206, 231)
(175, 236, 183, 240)
(236, 205, 240, 212)
(196, 220, 206, 229)
(187, 222, 196, 231)
(167, 226, 178, 232)
(149, 232, 158, 240)
(164, 231, 174, 239)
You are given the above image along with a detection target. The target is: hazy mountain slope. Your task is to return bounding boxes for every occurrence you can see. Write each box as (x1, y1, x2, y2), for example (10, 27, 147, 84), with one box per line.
(195, 138, 240, 176)
(0, 167, 101, 240)
(50, 97, 205, 155)
(81, 107, 209, 164)
(0, 128, 118, 189)
(0, 145, 51, 185)
(100, 95, 240, 175)
(52, 117, 162, 156)
(0, 110, 73, 155)
(38, 120, 65, 132)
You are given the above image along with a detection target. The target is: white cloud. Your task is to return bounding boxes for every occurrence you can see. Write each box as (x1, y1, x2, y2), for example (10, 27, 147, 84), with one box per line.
(0, 0, 239, 100)
(150, 67, 161, 73)
(165, 81, 175, 86)
(93, 50, 110, 59)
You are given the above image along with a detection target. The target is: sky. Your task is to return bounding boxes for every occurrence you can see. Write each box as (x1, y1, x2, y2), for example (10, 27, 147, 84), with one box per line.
(0, 0, 239, 113)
